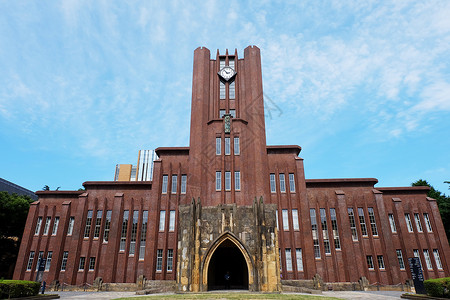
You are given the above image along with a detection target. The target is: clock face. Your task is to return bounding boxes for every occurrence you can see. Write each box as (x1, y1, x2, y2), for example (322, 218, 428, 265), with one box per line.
(218, 66, 236, 81)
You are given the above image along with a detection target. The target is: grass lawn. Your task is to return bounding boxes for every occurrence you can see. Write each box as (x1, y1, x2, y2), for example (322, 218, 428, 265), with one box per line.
(114, 293, 342, 300)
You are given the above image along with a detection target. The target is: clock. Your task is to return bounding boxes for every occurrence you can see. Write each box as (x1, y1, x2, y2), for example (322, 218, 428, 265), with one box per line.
(218, 66, 236, 81)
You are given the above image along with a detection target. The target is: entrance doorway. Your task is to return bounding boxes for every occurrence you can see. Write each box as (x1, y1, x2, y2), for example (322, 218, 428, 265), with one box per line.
(207, 239, 249, 290)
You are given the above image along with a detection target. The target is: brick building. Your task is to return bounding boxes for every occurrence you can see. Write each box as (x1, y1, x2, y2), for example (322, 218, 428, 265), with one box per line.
(13, 46, 450, 292)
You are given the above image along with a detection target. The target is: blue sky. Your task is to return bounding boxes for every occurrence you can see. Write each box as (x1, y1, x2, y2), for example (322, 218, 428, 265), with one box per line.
(1, 1, 449, 194)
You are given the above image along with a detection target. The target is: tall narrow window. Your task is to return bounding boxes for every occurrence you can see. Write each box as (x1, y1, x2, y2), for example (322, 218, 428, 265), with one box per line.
(61, 251, 68, 271)
(79, 257, 85, 270)
(27, 251, 35, 271)
(330, 208, 341, 249)
(275, 210, 279, 229)
(219, 109, 226, 118)
(52, 217, 60, 235)
(36, 251, 43, 271)
(103, 211, 112, 242)
(159, 210, 166, 231)
(181, 175, 187, 194)
(162, 175, 168, 194)
(282, 209, 289, 231)
(310, 209, 320, 258)
(229, 81, 235, 99)
(93, 210, 102, 238)
(348, 208, 358, 241)
(377, 255, 385, 269)
(171, 175, 177, 194)
(433, 249, 443, 269)
(414, 213, 423, 232)
(424, 213, 432, 232)
(235, 171, 241, 191)
(169, 210, 176, 232)
(129, 210, 139, 255)
(229, 109, 236, 118)
(405, 214, 413, 232)
(89, 257, 96, 271)
(358, 208, 368, 236)
(368, 208, 378, 236)
(285, 248, 292, 271)
(216, 171, 222, 191)
(270, 174, 276, 193)
(296, 248, 303, 271)
(279, 174, 286, 193)
(167, 249, 174, 271)
(423, 249, 433, 269)
(84, 210, 93, 238)
(292, 209, 299, 231)
(139, 211, 148, 260)
(216, 137, 222, 155)
(119, 210, 129, 251)
(413, 249, 423, 270)
(366, 255, 374, 269)
(219, 81, 226, 99)
(225, 171, 231, 191)
(396, 249, 405, 269)
(320, 208, 330, 254)
(35, 217, 42, 235)
(234, 137, 240, 155)
(67, 217, 74, 236)
(45, 251, 52, 271)
(156, 249, 163, 271)
(388, 214, 397, 233)
(225, 137, 230, 155)
(289, 173, 295, 192)
(220, 57, 226, 69)
(43, 217, 51, 235)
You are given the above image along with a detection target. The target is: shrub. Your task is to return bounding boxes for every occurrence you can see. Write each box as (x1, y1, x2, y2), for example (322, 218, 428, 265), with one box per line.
(0, 280, 40, 298)
(424, 277, 450, 298)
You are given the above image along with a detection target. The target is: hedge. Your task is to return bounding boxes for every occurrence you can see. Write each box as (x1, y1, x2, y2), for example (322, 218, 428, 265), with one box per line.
(0, 280, 40, 299)
(424, 277, 450, 298)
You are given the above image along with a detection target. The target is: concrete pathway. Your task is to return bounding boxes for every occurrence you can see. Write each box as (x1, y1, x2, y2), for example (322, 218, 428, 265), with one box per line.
(322, 290, 404, 299)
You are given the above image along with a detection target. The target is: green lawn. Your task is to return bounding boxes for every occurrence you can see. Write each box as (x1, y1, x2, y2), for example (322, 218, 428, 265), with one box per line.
(115, 293, 341, 300)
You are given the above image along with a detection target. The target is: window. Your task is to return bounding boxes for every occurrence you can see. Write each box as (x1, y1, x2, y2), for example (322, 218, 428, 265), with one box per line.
(366, 255, 374, 269)
(45, 251, 52, 271)
(388, 214, 397, 233)
(139, 211, 148, 260)
(67, 217, 74, 236)
(348, 208, 358, 241)
(275, 210, 279, 229)
(235, 171, 241, 191)
(234, 137, 240, 155)
(219, 109, 226, 118)
(230, 109, 236, 118)
(52, 217, 59, 235)
(414, 213, 423, 232)
(289, 173, 295, 192)
(219, 81, 226, 99)
(433, 249, 443, 269)
(296, 248, 303, 271)
(129, 210, 139, 255)
(181, 175, 187, 194)
(292, 209, 299, 231)
(84, 211, 94, 238)
(229, 82, 235, 99)
(225, 171, 231, 191)
(225, 137, 230, 155)
(162, 175, 168, 194)
(27, 251, 35, 271)
(156, 249, 163, 271)
(219, 57, 226, 69)
(89, 257, 96, 271)
(423, 249, 433, 270)
(282, 209, 289, 231)
(216, 171, 221, 191)
(330, 208, 340, 249)
(61, 251, 68, 271)
(79, 257, 85, 270)
(405, 214, 413, 232)
(413, 249, 423, 270)
(159, 210, 166, 231)
(35, 217, 42, 235)
(36, 251, 43, 271)
(424, 213, 432, 232)
(320, 208, 330, 254)
(377, 255, 385, 269)
(358, 208, 368, 236)
(368, 208, 378, 236)
(310, 209, 320, 259)
(130, 165, 137, 181)
(285, 248, 292, 271)
(43, 217, 51, 235)
(119, 210, 129, 251)
(167, 249, 174, 272)
(169, 210, 176, 232)
(270, 174, 276, 193)
(93, 210, 102, 238)
(279, 174, 286, 193)
(171, 175, 177, 194)
(103, 211, 112, 242)
(396, 249, 405, 269)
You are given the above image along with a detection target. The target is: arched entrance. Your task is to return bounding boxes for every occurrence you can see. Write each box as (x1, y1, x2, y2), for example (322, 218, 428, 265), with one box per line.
(207, 239, 249, 290)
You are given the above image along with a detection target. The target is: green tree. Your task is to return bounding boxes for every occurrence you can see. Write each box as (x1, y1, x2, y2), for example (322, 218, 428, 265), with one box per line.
(412, 179, 450, 243)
